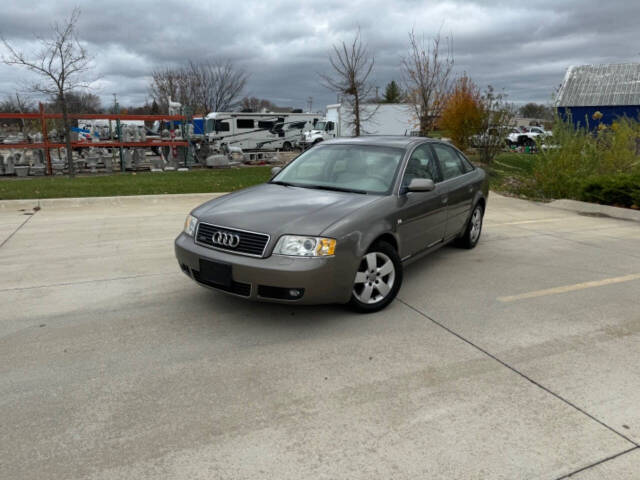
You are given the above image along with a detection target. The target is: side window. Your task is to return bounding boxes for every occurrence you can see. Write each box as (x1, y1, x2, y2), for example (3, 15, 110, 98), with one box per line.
(236, 119, 254, 129)
(257, 121, 274, 129)
(214, 120, 230, 132)
(402, 144, 439, 187)
(455, 151, 475, 173)
(433, 144, 466, 180)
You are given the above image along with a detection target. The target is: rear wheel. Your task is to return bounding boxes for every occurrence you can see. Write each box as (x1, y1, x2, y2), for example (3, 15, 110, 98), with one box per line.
(348, 241, 402, 313)
(455, 203, 484, 249)
(282, 141, 292, 151)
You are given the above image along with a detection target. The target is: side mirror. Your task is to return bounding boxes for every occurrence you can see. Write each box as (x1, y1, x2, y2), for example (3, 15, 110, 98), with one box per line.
(270, 166, 282, 177)
(406, 178, 435, 193)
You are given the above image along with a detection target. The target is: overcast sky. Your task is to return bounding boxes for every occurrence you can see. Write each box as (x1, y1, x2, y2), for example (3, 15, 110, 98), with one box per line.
(1, 0, 638, 112)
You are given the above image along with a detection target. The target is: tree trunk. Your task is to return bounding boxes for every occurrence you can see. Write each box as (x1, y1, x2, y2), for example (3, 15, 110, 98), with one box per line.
(60, 92, 75, 178)
(354, 91, 361, 137)
(419, 115, 429, 137)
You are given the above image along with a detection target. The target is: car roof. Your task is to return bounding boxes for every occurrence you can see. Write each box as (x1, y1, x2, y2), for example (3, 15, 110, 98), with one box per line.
(321, 135, 436, 149)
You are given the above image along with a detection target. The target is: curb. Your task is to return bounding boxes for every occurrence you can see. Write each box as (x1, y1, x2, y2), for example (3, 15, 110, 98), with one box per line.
(0, 192, 228, 211)
(547, 199, 640, 223)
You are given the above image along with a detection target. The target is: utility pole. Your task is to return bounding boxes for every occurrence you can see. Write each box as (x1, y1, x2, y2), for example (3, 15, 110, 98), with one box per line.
(307, 96, 313, 113)
(113, 93, 124, 172)
(375, 86, 380, 101)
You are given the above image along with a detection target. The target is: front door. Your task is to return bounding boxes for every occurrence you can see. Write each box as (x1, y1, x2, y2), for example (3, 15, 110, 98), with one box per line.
(396, 144, 448, 257)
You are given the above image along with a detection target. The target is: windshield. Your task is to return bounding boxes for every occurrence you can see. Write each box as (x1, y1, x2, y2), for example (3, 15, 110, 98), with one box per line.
(271, 144, 405, 194)
(314, 121, 326, 131)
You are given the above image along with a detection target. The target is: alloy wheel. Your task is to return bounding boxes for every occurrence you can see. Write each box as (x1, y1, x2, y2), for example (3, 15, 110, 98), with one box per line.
(352, 251, 396, 304)
(470, 207, 483, 244)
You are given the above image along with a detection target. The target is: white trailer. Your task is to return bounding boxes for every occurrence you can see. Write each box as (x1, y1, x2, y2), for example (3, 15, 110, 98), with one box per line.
(204, 112, 322, 151)
(301, 103, 417, 146)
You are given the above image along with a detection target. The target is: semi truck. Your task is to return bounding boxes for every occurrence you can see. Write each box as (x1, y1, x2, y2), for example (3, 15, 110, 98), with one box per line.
(300, 103, 417, 147)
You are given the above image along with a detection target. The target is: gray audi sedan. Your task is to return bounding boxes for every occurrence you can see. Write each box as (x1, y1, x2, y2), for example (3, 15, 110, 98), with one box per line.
(175, 136, 488, 312)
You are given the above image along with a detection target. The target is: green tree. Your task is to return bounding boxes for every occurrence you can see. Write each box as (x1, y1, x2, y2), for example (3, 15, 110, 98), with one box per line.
(382, 80, 403, 103)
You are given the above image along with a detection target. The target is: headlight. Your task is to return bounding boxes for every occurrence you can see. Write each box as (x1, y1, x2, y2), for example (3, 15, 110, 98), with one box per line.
(184, 214, 198, 236)
(274, 235, 336, 257)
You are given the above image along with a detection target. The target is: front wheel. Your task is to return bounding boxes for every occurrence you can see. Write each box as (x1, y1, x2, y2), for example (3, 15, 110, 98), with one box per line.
(455, 203, 484, 249)
(348, 241, 403, 313)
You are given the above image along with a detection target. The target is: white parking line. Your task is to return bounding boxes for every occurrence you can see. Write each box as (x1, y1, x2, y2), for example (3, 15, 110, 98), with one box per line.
(498, 273, 640, 302)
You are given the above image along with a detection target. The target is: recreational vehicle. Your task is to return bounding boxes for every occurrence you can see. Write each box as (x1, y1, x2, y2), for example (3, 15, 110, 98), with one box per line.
(204, 112, 322, 151)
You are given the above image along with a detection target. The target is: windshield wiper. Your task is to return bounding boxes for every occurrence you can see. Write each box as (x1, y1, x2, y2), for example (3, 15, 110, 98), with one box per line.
(302, 184, 368, 194)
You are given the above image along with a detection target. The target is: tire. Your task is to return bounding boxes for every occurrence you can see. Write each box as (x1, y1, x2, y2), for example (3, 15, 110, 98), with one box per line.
(313, 138, 323, 145)
(455, 203, 484, 249)
(282, 141, 292, 151)
(348, 241, 403, 313)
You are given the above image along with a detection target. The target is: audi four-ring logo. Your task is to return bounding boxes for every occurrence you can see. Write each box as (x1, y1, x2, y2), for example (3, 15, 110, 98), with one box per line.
(212, 230, 241, 248)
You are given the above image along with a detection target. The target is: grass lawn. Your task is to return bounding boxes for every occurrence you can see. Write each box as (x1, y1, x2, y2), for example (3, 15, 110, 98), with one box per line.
(0, 167, 273, 200)
(0, 153, 540, 201)
(470, 151, 540, 198)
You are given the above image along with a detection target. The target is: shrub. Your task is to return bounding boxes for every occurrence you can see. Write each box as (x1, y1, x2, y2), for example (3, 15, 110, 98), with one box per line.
(533, 115, 640, 200)
(580, 174, 640, 208)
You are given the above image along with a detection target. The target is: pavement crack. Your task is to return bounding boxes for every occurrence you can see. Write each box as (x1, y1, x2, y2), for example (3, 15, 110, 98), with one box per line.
(0, 211, 37, 249)
(554, 446, 639, 479)
(397, 298, 640, 448)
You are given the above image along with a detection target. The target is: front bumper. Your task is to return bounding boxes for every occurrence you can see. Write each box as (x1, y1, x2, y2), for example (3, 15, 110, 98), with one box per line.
(175, 232, 355, 304)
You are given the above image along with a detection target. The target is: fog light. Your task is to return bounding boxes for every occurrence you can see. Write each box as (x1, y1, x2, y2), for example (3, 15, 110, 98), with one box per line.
(289, 289, 302, 298)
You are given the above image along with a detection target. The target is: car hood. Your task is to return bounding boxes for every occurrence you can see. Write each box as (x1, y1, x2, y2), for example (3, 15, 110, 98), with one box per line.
(192, 183, 382, 237)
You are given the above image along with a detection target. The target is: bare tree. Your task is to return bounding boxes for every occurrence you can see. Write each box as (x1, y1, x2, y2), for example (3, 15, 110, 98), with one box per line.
(149, 66, 190, 112)
(2, 8, 93, 177)
(321, 31, 376, 136)
(0, 93, 35, 131)
(49, 91, 102, 114)
(402, 30, 454, 136)
(240, 96, 275, 112)
(149, 59, 247, 114)
(476, 86, 515, 164)
(194, 60, 247, 113)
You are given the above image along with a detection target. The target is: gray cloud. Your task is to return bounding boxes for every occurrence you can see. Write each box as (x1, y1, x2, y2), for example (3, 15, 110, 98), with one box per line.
(1, 0, 638, 110)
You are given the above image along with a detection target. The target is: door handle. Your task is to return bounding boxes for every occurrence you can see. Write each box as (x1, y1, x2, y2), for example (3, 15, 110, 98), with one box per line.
(441, 196, 448, 204)
(468, 186, 474, 193)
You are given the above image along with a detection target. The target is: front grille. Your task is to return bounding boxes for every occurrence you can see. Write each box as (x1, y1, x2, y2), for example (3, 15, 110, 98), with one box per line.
(196, 222, 270, 257)
(192, 270, 251, 297)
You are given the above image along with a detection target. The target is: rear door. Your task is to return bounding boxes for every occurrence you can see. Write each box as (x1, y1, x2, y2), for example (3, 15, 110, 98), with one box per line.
(396, 144, 448, 257)
(432, 143, 475, 239)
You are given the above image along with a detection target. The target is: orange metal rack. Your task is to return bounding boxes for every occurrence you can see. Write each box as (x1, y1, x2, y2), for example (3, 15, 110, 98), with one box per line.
(0, 103, 189, 174)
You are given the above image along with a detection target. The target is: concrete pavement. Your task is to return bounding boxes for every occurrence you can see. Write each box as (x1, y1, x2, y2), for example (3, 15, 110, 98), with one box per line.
(1, 192, 639, 479)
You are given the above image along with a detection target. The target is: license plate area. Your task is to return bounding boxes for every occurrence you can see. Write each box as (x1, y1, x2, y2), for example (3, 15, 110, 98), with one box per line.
(199, 259, 232, 287)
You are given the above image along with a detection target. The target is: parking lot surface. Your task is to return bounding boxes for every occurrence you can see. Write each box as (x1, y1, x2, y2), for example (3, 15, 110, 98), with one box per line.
(1, 192, 639, 479)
